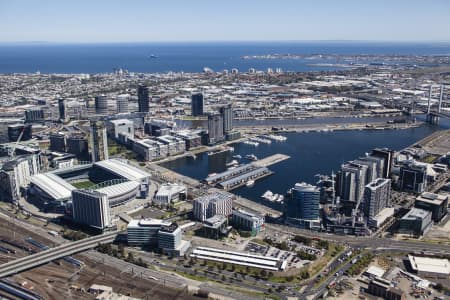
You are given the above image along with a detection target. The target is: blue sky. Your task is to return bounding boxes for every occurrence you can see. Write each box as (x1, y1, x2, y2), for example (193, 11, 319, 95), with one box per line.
(1, 0, 450, 42)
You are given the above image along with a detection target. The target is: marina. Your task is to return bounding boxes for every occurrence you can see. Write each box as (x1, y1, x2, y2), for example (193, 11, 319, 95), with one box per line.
(203, 153, 290, 191)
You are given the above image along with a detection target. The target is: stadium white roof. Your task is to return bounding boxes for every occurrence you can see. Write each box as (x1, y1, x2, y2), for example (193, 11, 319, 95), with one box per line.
(94, 159, 150, 181)
(97, 180, 140, 197)
(30, 173, 75, 200)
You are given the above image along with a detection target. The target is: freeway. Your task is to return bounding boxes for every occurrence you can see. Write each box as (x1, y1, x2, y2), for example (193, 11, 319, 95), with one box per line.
(265, 224, 450, 254)
(0, 231, 118, 278)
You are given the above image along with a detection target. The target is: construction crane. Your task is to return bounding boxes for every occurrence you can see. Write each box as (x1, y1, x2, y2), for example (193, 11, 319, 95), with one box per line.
(9, 128, 25, 159)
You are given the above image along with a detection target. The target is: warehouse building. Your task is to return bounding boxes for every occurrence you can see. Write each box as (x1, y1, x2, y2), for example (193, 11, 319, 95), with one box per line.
(190, 246, 287, 271)
(408, 255, 450, 279)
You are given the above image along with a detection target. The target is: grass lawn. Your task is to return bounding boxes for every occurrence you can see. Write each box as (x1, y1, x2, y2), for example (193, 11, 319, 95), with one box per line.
(72, 180, 95, 189)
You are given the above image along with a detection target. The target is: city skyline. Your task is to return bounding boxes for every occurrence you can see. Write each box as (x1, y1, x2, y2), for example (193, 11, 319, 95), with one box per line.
(1, 0, 450, 43)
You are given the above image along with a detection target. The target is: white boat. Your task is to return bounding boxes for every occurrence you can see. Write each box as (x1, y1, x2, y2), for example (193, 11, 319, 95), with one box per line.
(245, 154, 258, 161)
(226, 160, 239, 167)
(243, 140, 259, 146)
(250, 137, 272, 144)
(246, 180, 255, 187)
(232, 155, 242, 159)
(261, 190, 274, 200)
(266, 134, 287, 141)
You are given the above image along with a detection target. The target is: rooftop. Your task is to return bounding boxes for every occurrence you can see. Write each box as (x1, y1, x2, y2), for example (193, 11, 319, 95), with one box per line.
(416, 192, 448, 205)
(402, 208, 431, 220)
(128, 218, 172, 228)
(155, 183, 186, 197)
(408, 255, 450, 275)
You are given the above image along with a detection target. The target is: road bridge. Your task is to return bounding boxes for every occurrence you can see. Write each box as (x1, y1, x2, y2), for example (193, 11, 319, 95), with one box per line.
(0, 231, 118, 278)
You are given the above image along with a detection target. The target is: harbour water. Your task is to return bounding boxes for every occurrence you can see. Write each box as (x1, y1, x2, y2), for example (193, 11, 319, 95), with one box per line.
(161, 125, 439, 205)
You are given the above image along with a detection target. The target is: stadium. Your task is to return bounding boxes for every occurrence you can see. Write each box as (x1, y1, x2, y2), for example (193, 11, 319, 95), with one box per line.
(27, 158, 150, 213)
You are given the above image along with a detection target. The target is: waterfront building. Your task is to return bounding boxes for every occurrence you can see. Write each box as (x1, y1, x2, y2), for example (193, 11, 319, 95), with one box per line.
(108, 119, 134, 140)
(153, 183, 186, 206)
(132, 138, 168, 161)
(137, 85, 150, 113)
(398, 208, 432, 236)
(90, 120, 109, 162)
(25, 108, 44, 123)
(94, 95, 108, 115)
(219, 104, 233, 134)
(155, 135, 186, 156)
(207, 113, 224, 145)
(7, 124, 32, 142)
(0, 154, 40, 203)
(127, 218, 171, 247)
(72, 189, 111, 230)
(286, 182, 321, 230)
(49, 133, 66, 152)
(338, 162, 368, 207)
(399, 160, 427, 193)
(415, 192, 448, 222)
(193, 192, 233, 222)
(363, 178, 391, 219)
(231, 209, 265, 236)
(173, 131, 202, 150)
(354, 158, 378, 184)
(191, 93, 204, 116)
(371, 148, 394, 178)
(116, 94, 129, 114)
(359, 155, 385, 180)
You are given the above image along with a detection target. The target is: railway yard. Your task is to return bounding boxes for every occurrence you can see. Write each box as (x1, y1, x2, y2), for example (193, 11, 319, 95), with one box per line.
(0, 213, 196, 300)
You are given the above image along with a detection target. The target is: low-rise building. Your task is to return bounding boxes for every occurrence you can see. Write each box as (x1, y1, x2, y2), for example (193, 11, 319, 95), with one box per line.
(153, 183, 186, 206)
(199, 215, 229, 239)
(367, 277, 405, 300)
(408, 255, 450, 279)
(398, 208, 432, 236)
(231, 209, 265, 236)
(127, 218, 172, 247)
(415, 192, 448, 222)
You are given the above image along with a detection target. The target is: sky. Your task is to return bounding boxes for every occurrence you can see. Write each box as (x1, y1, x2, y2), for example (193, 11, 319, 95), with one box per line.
(1, 0, 450, 43)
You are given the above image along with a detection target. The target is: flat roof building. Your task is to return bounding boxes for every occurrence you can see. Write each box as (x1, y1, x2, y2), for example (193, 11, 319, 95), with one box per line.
(127, 218, 172, 247)
(408, 255, 450, 278)
(190, 246, 287, 271)
(415, 192, 448, 222)
(398, 208, 432, 236)
(153, 183, 186, 206)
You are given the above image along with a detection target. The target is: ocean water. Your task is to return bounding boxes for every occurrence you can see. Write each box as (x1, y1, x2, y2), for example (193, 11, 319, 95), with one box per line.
(1, 41, 450, 74)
